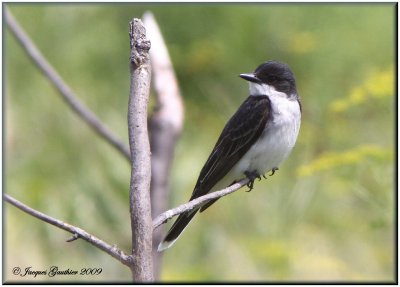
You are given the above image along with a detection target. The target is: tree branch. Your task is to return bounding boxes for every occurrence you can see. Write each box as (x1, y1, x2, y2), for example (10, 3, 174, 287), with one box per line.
(127, 18, 153, 281)
(152, 178, 250, 230)
(142, 11, 184, 280)
(4, 8, 131, 160)
(4, 177, 250, 271)
(3, 194, 131, 266)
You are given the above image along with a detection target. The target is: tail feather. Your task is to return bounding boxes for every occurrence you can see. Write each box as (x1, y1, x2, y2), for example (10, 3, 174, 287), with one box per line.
(157, 209, 198, 251)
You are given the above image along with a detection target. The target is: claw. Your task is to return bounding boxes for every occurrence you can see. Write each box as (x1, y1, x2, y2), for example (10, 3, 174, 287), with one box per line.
(244, 170, 261, 192)
(245, 181, 254, 192)
(270, 167, 279, 176)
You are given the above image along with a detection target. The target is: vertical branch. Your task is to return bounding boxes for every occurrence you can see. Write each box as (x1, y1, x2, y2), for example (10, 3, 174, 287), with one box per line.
(143, 12, 184, 280)
(128, 18, 153, 281)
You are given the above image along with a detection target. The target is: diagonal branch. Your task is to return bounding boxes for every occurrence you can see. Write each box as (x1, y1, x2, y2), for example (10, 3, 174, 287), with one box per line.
(152, 177, 250, 230)
(4, 8, 130, 160)
(4, 178, 249, 269)
(3, 194, 131, 267)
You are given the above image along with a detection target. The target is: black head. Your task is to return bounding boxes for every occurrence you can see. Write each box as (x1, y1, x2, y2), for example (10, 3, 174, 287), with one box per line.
(240, 60, 297, 95)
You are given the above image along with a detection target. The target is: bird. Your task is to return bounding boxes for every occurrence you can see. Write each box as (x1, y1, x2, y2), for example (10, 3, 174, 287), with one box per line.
(158, 60, 302, 251)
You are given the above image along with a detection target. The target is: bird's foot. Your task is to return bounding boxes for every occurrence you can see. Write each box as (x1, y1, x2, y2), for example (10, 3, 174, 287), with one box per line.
(244, 170, 261, 192)
(269, 167, 279, 176)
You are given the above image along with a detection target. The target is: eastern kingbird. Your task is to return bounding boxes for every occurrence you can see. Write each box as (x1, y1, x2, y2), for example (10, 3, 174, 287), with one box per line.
(158, 60, 301, 251)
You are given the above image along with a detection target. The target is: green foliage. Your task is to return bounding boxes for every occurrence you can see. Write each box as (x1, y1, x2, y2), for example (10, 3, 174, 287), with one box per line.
(5, 3, 395, 282)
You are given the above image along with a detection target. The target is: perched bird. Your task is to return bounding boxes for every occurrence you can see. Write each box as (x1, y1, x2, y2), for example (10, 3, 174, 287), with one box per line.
(158, 60, 301, 251)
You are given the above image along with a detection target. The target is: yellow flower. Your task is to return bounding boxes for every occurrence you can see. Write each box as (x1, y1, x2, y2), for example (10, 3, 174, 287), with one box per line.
(329, 66, 393, 113)
(297, 144, 392, 176)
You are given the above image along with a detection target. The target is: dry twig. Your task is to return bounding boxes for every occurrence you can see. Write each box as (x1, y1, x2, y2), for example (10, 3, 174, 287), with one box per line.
(127, 18, 153, 281)
(152, 178, 250, 230)
(4, 8, 130, 160)
(5, 9, 253, 281)
(4, 194, 131, 266)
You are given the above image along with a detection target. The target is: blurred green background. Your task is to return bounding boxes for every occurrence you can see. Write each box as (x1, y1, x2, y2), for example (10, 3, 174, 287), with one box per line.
(4, 3, 395, 282)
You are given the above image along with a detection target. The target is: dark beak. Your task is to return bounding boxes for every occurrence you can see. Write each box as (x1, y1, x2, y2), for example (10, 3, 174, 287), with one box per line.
(239, 73, 261, 83)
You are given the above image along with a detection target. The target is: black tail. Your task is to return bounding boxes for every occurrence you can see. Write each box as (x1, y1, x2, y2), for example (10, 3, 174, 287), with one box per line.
(157, 209, 198, 251)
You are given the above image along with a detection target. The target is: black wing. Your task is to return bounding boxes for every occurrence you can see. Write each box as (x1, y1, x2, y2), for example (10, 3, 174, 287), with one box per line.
(190, 95, 271, 201)
(159, 95, 271, 249)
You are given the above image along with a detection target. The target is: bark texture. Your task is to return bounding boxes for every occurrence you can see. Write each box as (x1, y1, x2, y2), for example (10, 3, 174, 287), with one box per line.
(128, 18, 153, 281)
